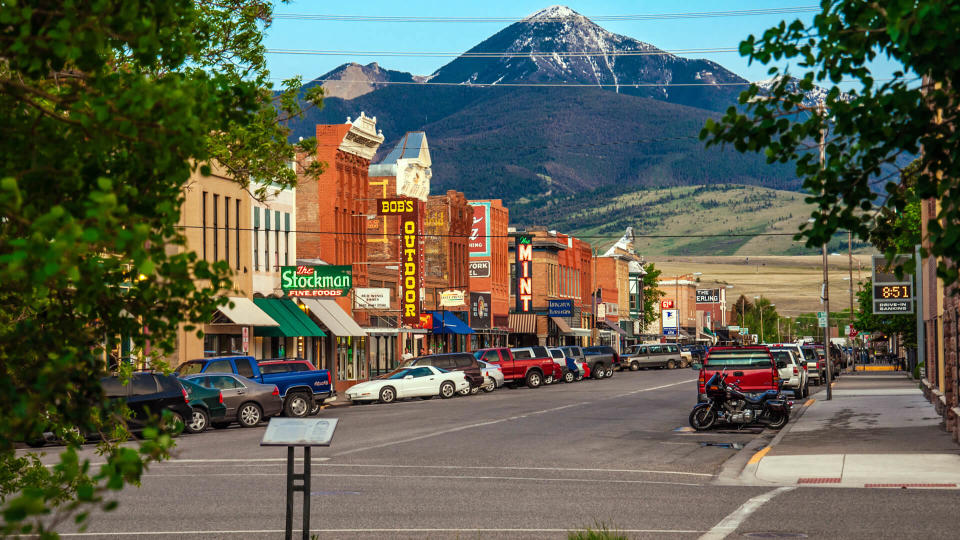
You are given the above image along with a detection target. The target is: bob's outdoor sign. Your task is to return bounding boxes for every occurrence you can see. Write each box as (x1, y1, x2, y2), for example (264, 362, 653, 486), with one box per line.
(281, 266, 352, 297)
(377, 198, 424, 325)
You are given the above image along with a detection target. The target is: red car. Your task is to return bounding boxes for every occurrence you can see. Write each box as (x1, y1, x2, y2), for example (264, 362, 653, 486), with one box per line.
(473, 347, 555, 388)
(697, 346, 780, 401)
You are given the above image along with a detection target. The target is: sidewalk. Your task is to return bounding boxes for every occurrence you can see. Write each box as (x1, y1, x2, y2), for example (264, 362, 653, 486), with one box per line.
(741, 371, 960, 488)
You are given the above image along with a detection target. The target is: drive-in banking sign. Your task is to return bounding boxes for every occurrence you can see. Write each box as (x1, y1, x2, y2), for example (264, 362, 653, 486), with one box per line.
(281, 266, 352, 297)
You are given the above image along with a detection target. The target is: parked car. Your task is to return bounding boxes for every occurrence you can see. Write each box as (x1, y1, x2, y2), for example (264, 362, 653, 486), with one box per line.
(477, 360, 505, 392)
(581, 346, 619, 378)
(696, 346, 780, 402)
(28, 372, 192, 447)
(625, 343, 685, 370)
(175, 356, 332, 417)
(547, 347, 579, 383)
(103, 372, 193, 430)
(768, 348, 808, 398)
(557, 346, 589, 380)
(400, 352, 483, 395)
(179, 378, 227, 434)
(182, 373, 283, 428)
(345, 366, 469, 403)
(510, 346, 563, 384)
(800, 345, 824, 385)
(680, 344, 708, 364)
(473, 347, 553, 388)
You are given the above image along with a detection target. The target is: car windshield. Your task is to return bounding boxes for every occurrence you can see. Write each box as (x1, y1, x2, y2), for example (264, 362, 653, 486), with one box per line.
(176, 361, 204, 376)
(387, 368, 417, 379)
(706, 350, 773, 368)
(769, 351, 792, 365)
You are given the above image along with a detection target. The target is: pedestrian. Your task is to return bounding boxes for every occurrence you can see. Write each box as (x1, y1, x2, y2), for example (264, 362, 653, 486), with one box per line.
(401, 348, 413, 362)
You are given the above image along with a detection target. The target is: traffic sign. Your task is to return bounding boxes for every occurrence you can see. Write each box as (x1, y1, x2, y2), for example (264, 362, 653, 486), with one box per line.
(847, 324, 857, 338)
(817, 312, 827, 328)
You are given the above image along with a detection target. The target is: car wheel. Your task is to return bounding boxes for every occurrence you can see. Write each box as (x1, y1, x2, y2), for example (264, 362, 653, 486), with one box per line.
(667, 360, 676, 369)
(526, 371, 542, 389)
(379, 386, 397, 404)
(481, 377, 496, 393)
(592, 364, 605, 379)
(563, 370, 575, 383)
(212, 422, 231, 429)
(470, 385, 481, 395)
(605, 367, 614, 378)
(440, 381, 456, 399)
(238, 402, 263, 427)
(186, 407, 209, 434)
(544, 374, 554, 385)
(284, 392, 311, 418)
(457, 385, 472, 396)
(630, 361, 640, 371)
(309, 401, 323, 415)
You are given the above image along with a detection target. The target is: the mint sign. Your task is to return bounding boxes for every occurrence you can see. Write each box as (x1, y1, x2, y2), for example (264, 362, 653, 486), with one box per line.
(281, 266, 352, 297)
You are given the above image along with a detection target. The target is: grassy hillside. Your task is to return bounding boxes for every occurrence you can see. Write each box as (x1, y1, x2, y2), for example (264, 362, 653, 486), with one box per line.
(545, 184, 853, 256)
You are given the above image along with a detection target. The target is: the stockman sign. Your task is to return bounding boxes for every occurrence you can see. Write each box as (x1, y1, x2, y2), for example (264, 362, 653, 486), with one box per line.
(281, 266, 352, 297)
(378, 198, 424, 325)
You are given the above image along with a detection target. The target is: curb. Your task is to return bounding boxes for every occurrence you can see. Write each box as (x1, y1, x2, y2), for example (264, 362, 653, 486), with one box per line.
(713, 388, 822, 486)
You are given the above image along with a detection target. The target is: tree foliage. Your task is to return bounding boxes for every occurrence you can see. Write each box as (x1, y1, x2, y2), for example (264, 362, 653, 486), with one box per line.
(640, 263, 666, 329)
(701, 0, 960, 284)
(0, 0, 322, 536)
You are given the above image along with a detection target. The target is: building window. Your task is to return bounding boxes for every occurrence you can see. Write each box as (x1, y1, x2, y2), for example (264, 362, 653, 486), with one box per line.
(224, 196, 230, 268)
(275, 210, 280, 271)
(253, 207, 260, 271)
(201, 191, 208, 261)
(264, 209, 270, 272)
(212, 194, 219, 261)
(284, 212, 291, 266)
(235, 199, 241, 270)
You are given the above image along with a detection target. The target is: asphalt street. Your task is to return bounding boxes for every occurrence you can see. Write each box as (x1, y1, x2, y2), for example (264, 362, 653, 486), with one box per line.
(27, 368, 960, 539)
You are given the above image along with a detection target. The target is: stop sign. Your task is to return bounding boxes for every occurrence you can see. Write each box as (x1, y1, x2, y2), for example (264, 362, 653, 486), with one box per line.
(847, 324, 857, 338)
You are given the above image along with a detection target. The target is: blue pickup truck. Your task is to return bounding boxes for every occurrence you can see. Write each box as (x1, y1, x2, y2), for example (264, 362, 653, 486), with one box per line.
(175, 356, 333, 417)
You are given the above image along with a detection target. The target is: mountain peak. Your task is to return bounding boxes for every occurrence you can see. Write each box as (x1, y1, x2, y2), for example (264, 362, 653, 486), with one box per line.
(524, 5, 583, 22)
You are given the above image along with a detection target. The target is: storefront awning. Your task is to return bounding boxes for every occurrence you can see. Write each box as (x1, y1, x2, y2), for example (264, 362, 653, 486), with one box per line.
(428, 311, 474, 335)
(253, 298, 326, 338)
(568, 327, 593, 337)
(300, 298, 366, 337)
(509, 313, 537, 334)
(362, 327, 430, 336)
(599, 319, 628, 337)
(217, 297, 278, 326)
(550, 316, 573, 335)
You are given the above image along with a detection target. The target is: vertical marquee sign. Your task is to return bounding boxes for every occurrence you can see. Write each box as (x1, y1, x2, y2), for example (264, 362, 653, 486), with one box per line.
(377, 198, 424, 325)
(515, 234, 533, 312)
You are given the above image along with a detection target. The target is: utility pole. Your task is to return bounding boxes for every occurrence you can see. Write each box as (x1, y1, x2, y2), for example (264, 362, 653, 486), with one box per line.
(848, 230, 855, 373)
(591, 248, 598, 347)
(819, 99, 833, 400)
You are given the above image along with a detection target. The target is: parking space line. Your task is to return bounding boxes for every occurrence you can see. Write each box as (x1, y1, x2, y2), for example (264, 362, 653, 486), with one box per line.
(699, 486, 795, 540)
(314, 462, 714, 477)
(331, 378, 696, 457)
(142, 471, 706, 486)
(57, 528, 708, 537)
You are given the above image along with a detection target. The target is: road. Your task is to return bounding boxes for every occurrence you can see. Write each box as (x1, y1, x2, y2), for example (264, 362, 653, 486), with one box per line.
(34, 368, 960, 539)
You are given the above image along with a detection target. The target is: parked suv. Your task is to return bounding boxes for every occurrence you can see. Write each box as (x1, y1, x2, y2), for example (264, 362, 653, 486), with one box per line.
(626, 343, 685, 370)
(558, 346, 589, 379)
(102, 372, 193, 430)
(401, 353, 483, 395)
(768, 348, 808, 398)
(697, 346, 780, 402)
(800, 345, 823, 385)
(582, 346, 619, 378)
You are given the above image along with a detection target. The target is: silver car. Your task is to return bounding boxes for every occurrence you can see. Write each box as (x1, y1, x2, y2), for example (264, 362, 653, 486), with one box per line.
(183, 373, 283, 428)
(477, 360, 504, 392)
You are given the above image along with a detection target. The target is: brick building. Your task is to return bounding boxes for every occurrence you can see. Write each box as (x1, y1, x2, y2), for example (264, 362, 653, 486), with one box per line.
(296, 112, 384, 392)
(422, 190, 473, 352)
(656, 277, 699, 342)
(468, 199, 510, 348)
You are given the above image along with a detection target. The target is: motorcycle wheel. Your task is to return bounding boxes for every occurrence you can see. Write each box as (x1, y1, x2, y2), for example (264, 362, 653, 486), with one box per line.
(767, 410, 789, 430)
(689, 404, 717, 431)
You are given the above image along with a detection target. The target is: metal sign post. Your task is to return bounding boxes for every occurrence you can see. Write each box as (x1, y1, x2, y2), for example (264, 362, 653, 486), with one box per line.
(261, 418, 339, 540)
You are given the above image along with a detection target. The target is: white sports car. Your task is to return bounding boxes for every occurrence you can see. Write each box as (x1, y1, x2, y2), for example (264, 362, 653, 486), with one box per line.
(346, 366, 469, 404)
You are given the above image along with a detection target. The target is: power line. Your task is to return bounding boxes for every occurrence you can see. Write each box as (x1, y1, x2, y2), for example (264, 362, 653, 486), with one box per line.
(174, 224, 797, 239)
(265, 47, 740, 58)
(278, 78, 755, 88)
(271, 7, 819, 23)
(308, 135, 701, 151)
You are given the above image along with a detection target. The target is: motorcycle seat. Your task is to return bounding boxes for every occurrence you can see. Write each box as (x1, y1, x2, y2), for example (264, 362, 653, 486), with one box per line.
(744, 390, 778, 403)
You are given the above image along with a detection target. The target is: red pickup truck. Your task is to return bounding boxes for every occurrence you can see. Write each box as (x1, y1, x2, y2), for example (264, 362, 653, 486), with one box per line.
(474, 347, 556, 388)
(697, 346, 780, 402)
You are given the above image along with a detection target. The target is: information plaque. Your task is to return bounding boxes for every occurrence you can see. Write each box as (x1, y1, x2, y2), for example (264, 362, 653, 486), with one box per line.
(261, 417, 338, 447)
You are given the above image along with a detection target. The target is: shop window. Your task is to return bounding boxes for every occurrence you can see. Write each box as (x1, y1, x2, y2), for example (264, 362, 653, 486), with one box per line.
(253, 207, 260, 271)
(212, 194, 219, 261)
(224, 196, 230, 267)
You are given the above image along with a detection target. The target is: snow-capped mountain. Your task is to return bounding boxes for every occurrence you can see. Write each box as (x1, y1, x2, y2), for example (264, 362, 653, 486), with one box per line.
(426, 5, 749, 111)
(753, 75, 850, 109)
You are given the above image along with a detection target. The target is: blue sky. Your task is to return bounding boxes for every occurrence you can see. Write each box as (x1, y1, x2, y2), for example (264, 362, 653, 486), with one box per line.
(264, 1, 902, 88)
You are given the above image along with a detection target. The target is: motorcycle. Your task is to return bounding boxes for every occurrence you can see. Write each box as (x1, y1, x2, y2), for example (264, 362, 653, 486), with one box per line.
(689, 369, 791, 431)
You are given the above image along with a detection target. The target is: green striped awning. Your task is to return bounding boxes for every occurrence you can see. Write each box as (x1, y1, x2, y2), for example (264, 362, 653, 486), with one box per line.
(253, 298, 326, 338)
